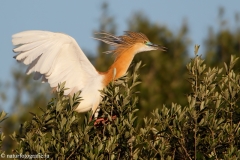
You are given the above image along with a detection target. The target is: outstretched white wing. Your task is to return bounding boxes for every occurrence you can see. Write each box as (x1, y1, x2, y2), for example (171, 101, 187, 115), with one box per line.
(12, 30, 98, 95)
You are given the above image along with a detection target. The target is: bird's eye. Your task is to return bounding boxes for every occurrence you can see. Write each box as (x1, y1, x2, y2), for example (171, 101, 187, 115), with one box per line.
(144, 41, 152, 46)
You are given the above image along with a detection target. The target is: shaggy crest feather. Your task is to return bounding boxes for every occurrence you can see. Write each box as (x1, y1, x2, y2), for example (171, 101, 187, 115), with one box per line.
(94, 31, 150, 56)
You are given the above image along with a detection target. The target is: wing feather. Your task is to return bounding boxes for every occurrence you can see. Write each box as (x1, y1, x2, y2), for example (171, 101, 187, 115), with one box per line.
(12, 30, 98, 95)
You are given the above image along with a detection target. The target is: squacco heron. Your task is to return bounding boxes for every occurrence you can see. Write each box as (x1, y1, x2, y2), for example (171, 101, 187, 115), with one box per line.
(12, 31, 166, 117)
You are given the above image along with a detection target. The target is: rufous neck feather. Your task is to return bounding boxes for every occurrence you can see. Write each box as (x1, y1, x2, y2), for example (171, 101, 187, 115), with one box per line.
(102, 46, 137, 86)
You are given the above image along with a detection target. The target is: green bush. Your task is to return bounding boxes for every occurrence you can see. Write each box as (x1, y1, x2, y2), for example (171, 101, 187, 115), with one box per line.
(1, 46, 240, 159)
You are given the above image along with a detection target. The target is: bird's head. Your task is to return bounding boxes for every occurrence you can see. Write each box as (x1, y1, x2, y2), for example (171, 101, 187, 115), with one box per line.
(94, 31, 167, 56)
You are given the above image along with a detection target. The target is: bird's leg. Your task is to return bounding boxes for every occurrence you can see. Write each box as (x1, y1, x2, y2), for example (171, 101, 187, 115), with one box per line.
(94, 107, 100, 119)
(92, 106, 105, 125)
(89, 106, 100, 122)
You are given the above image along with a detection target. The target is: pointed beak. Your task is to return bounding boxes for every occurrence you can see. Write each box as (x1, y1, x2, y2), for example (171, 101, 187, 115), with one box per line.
(157, 45, 167, 51)
(150, 43, 167, 51)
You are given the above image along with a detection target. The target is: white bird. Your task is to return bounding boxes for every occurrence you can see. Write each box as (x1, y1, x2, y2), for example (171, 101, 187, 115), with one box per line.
(12, 30, 166, 116)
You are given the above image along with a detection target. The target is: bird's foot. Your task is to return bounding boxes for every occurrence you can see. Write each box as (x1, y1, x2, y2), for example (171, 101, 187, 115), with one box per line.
(93, 115, 117, 126)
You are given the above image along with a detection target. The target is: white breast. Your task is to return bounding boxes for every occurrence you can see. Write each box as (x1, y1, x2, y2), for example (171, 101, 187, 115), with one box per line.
(74, 74, 104, 113)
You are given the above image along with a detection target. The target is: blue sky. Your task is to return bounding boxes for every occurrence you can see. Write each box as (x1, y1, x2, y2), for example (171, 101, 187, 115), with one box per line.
(0, 1, 239, 111)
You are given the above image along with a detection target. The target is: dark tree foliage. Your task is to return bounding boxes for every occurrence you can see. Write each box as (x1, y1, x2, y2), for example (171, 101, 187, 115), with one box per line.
(0, 54, 239, 159)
